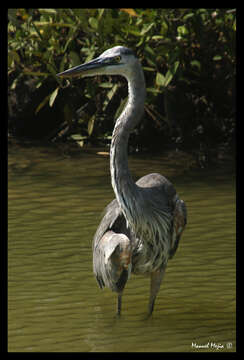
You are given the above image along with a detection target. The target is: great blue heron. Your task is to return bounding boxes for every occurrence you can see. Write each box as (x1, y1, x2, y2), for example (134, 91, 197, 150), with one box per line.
(57, 46, 187, 316)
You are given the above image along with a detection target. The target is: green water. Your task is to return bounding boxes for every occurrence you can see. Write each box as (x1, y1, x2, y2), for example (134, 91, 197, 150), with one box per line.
(8, 144, 236, 352)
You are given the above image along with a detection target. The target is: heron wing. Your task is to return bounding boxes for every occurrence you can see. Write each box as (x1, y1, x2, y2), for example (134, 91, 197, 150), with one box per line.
(92, 199, 132, 292)
(93, 198, 126, 251)
(93, 230, 132, 292)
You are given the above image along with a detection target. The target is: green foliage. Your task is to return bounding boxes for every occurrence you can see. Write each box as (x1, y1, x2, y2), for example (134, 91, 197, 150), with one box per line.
(8, 8, 236, 155)
(156, 61, 180, 88)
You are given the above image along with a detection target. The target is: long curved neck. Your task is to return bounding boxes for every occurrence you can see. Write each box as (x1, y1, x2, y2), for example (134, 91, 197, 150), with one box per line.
(110, 64, 146, 224)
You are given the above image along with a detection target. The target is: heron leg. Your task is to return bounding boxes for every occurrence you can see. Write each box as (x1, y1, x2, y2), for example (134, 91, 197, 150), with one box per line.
(148, 265, 166, 316)
(117, 292, 122, 316)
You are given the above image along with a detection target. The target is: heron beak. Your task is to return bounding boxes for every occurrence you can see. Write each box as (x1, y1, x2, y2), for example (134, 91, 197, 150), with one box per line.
(57, 57, 107, 78)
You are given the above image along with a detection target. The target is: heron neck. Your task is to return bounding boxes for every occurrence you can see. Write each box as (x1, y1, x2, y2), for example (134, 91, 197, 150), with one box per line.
(110, 66, 146, 224)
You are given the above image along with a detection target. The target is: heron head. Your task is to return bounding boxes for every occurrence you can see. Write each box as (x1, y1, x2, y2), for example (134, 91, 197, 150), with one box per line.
(57, 46, 139, 80)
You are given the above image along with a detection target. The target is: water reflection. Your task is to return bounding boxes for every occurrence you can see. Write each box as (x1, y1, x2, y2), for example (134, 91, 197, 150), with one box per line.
(8, 145, 235, 352)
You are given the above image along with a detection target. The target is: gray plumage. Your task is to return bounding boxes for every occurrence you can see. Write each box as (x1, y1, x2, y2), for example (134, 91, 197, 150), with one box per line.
(57, 46, 187, 315)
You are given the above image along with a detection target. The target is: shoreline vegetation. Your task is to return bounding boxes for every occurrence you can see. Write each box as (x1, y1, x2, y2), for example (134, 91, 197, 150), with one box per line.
(8, 9, 236, 168)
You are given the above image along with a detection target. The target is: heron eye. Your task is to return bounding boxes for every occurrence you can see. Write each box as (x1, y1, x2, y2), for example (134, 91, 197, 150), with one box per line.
(114, 56, 121, 63)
